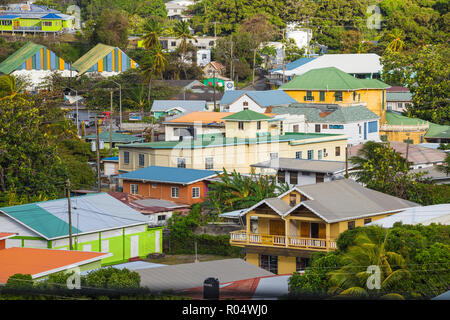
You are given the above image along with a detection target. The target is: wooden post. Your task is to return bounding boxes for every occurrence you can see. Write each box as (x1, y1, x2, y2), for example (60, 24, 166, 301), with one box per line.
(285, 217, 290, 248)
(230, 39, 233, 80)
(246, 213, 251, 245)
(95, 115, 101, 192)
(66, 179, 73, 250)
(325, 223, 330, 251)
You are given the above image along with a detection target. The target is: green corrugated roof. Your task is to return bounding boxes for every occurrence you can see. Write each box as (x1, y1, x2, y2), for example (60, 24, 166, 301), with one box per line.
(222, 110, 273, 121)
(84, 131, 143, 143)
(117, 132, 346, 149)
(0, 203, 82, 239)
(280, 67, 390, 91)
(385, 111, 450, 139)
(425, 123, 450, 139)
(72, 43, 115, 75)
(0, 42, 44, 74)
(272, 104, 379, 123)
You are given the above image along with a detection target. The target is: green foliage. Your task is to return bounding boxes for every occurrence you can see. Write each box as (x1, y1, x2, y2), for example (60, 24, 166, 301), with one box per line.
(83, 9, 129, 48)
(204, 168, 290, 215)
(85, 267, 141, 289)
(282, 38, 305, 63)
(5, 274, 34, 289)
(350, 141, 450, 205)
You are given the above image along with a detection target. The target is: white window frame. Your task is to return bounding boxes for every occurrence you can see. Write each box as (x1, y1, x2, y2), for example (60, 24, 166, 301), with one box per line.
(192, 187, 200, 198)
(130, 184, 138, 195)
(171, 187, 179, 198)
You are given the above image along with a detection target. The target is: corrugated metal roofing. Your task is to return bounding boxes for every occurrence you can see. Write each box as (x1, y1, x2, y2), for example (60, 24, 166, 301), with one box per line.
(251, 158, 349, 173)
(151, 100, 207, 112)
(41, 13, 62, 19)
(0, 14, 20, 19)
(386, 91, 412, 102)
(272, 104, 379, 123)
(367, 204, 450, 228)
(270, 57, 316, 72)
(72, 43, 115, 74)
(220, 90, 297, 107)
(84, 131, 143, 143)
(0, 193, 148, 240)
(222, 109, 272, 121)
(0, 42, 44, 74)
(276, 53, 382, 76)
(280, 67, 390, 91)
(118, 166, 217, 184)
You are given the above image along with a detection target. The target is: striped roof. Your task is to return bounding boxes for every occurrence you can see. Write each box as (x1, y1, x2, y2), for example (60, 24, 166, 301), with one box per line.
(72, 43, 115, 75)
(0, 42, 44, 74)
(280, 67, 390, 91)
(118, 166, 218, 184)
(0, 193, 148, 240)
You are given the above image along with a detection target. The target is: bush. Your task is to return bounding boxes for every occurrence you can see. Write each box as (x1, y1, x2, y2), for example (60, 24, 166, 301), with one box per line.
(5, 274, 34, 289)
(85, 268, 140, 289)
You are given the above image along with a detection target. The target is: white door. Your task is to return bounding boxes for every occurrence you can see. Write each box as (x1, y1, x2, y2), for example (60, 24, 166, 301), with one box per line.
(155, 231, 160, 252)
(130, 235, 139, 257)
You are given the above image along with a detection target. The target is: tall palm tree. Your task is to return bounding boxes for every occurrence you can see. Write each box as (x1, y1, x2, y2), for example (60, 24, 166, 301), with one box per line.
(386, 29, 405, 53)
(173, 20, 197, 78)
(141, 17, 164, 51)
(0, 74, 25, 101)
(141, 46, 168, 109)
(328, 230, 410, 299)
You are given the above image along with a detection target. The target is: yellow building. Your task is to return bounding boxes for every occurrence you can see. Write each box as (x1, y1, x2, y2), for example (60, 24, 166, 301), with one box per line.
(118, 110, 349, 173)
(226, 179, 418, 274)
(280, 67, 390, 124)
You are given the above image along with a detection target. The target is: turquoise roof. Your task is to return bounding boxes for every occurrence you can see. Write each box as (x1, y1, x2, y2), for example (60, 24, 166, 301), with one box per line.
(118, 166, 218, 184)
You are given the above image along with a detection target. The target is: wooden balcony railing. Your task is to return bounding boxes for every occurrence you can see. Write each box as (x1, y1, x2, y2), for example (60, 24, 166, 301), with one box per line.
(230, 231, 337, 251)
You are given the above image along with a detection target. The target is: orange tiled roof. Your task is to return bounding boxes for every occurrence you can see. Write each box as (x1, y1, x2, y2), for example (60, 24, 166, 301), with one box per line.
(167, 112, 234, 124)
(0, 247, 108, 284)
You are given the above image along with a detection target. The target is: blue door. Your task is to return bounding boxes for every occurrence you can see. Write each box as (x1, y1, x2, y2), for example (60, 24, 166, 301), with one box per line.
(364, 122, 367, 140)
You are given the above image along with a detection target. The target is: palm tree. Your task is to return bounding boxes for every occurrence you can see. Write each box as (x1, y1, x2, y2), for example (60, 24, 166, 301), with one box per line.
(141, 45, 168, 109)
(328, 230, 410, 299)
(0, 74, 25, 101)
(173, 20, 197, 78)
(386, 29, 405, 53)
(436, 153, 450, 176)
(141, 17, 164, 51)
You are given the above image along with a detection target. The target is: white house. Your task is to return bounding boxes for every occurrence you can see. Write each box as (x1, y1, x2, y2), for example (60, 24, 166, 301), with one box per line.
(272, 104, 381, 146)
(219, 90, 297, 113)
(197, 49, 211, 67)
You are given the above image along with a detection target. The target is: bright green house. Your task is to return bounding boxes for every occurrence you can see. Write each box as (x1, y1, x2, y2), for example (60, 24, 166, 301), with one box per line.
(0, 3, 75, 34)
(0, 193, 162, 266)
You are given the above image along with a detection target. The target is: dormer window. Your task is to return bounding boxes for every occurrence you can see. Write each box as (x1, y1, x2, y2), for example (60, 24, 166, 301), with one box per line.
(243, 101, 248, 107)
(289, 193, 297, 207)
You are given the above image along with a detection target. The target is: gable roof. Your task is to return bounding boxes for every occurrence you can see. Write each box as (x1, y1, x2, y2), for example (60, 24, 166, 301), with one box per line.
(72, 43, 115, 74)
(280, 67, 390, 91)
(237, 179, 419, 223)
(117, 166, 218, 185)
(275, 53, 382, 76)
(0, 42, 45, 74)
(220, 90, 297, 107)
(272, 104, 379, 123)
(151, 100, 207, 112)
(41, 13, 61, 19)
(222, 109, 273, 121)
(385, 111, 450, 139)
(0, 193, 148, 240)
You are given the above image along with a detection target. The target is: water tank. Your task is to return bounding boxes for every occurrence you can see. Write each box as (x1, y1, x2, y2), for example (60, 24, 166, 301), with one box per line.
(203, 277, 219, 300)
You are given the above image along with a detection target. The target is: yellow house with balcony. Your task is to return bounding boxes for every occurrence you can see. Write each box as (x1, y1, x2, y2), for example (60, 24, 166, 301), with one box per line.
(226, 179, 418, 274)
(280, 67, 391, 124)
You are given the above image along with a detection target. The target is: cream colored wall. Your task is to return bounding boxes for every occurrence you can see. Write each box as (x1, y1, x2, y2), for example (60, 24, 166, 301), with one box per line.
(225, 120, 269, 139)
(118, 137, 348, 173)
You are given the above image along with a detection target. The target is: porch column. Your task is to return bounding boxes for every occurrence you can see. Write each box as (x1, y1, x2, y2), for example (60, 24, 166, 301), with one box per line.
(285, 217, 290, 248)
(246, 213, 251, 245)
(325, 223, 330, 250)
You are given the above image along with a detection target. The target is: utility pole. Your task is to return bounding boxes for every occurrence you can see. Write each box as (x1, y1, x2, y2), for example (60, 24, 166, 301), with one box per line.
(213, 70, 216, 111)
(252, 48, 257, 88)
(282, 30, 286, 84)
(95, 115, 101, 192)
(345, 146, 349, 178)
(230, 39, 233, 80)
(405, 134, 410, 162)
(66, 179, 73, 250)
(109, 88, 113, 154)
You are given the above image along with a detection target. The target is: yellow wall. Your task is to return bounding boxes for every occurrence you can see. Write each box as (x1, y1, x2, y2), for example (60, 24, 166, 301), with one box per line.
(379, 130, 426, 145)
(225, 120, 270, 139)
(246, 253, 259, 266)
(278, 256, 296, 274)
(118, 136, 348, 173)
(284, 89, 387, 124)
